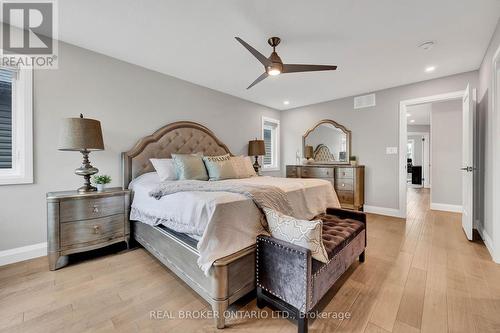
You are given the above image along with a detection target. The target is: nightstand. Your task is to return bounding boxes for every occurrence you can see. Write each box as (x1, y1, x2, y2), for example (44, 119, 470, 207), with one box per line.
(46, 187, 130, 270)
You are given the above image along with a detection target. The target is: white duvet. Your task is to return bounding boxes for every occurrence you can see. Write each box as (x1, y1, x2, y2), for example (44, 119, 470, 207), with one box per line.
(129, 173, 340, 274)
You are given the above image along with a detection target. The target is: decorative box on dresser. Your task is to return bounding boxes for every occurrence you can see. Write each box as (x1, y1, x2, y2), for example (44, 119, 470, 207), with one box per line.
(46, 187, 130, 270)
(286, 165, 365, 211)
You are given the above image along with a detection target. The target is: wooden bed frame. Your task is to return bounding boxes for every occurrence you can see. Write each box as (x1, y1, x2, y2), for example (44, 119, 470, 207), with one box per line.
(122, 121, 255, 329)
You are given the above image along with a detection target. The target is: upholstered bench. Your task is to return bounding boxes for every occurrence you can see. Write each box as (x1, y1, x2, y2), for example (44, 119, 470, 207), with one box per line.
(256, 208, 366, 333)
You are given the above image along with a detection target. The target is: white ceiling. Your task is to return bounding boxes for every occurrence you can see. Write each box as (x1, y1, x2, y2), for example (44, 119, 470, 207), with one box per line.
(407, 103, 431, 125)
(55, 0, 500, 110)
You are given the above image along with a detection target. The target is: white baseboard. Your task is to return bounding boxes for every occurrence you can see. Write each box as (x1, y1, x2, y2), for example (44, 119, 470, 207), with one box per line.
(476, 225, 499, 263)
(0, 242, 47, 266)
(364, 205, 405, 218)
(430, 203, 463, 213)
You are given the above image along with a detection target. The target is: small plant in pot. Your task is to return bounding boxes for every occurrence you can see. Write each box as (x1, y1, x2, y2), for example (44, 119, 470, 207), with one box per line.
(92, 175, 111, 192)
(349, 156, 357, 166)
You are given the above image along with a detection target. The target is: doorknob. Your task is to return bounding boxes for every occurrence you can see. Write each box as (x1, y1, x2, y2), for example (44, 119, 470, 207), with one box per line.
(460, 166, 474, 172)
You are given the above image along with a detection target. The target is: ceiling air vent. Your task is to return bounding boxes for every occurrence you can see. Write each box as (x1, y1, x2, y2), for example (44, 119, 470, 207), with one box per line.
(354, 93, 376, 109)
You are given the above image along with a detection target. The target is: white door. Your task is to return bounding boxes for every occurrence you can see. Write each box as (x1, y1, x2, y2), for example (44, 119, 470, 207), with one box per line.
(461, 84, 474, 240)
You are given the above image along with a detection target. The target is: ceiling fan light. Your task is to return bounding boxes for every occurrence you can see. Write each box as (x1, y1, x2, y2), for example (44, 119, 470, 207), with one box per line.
(268, 69, 281, 76)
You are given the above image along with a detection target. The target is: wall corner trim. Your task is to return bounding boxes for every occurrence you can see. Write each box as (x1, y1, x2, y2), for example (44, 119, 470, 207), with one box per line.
(364, 205, 405, 218)
(430, 202, 463, 213)
(0, 242, 47, 267)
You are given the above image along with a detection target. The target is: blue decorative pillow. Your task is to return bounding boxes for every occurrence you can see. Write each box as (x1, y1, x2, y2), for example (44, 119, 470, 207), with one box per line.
(171, 153, 208, 181)
(203, 154, 237, 181)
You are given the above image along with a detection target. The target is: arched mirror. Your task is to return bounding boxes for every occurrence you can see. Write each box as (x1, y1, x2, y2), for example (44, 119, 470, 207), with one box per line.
(302, 120, 351, 164)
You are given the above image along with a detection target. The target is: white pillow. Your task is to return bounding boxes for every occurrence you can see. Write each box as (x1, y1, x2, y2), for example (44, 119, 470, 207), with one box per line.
(263, 208, 329, 263)
(150, 158, 177, 181)
(230, 156, 257, 178)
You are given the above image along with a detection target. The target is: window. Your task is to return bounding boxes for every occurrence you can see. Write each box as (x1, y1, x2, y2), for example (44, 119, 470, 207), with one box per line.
(0, 67, 33, 185)
(407, 139, 414, 161)
(261, 117, 280, 171)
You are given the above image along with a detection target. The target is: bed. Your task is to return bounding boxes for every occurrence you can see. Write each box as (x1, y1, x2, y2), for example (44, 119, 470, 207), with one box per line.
(122, 121, 340, 329)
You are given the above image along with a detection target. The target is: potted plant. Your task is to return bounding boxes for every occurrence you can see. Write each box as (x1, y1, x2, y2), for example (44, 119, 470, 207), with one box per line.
(92, 175, 111, 192)
(349, 156, 357, 166)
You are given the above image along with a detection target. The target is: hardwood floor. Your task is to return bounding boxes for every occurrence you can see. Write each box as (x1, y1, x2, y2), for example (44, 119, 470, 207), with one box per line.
(1, 188, 499, 332)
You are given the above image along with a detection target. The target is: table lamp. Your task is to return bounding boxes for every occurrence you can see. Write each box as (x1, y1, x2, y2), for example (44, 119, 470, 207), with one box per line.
(248, 139, 265, 173)
(58, 114, 104, 193)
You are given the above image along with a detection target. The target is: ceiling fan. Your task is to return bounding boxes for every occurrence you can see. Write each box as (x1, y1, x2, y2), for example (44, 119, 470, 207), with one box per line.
(235, 36, 338, 89)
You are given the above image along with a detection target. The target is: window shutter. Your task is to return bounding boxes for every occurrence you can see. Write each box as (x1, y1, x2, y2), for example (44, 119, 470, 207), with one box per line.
(263, 128, 272, 165)
(0, 67, 14, 169)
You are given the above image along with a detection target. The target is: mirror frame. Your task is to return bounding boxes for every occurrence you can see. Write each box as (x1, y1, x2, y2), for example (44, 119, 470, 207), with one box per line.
(302, 119, 352, 165)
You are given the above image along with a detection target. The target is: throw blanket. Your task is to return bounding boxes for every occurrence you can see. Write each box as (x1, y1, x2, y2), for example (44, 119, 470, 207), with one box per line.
(150, 180, 295, 216)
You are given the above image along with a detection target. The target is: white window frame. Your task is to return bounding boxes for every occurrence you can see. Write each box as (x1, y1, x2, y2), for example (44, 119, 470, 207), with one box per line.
(261, 116, 280, 172)
(0, 68, 33, 185)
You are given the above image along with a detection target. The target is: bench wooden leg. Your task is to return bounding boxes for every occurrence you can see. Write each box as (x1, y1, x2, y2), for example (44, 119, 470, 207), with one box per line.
(359, 250, 365, 263)
(298, 316, 308, 333)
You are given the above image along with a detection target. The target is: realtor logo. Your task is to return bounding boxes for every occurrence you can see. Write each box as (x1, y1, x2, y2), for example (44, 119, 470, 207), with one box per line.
(0, 0, 58, 69)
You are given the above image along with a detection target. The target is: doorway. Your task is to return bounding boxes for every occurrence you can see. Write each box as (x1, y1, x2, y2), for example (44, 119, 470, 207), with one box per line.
(399, 88, 476, 240)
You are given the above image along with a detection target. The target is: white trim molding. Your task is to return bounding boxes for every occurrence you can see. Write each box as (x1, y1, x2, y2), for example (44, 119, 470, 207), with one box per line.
(0, 242, 47, 266)
(430, 203, 462, 213)
(399, 90, 465, 218)
(476, 225, 499, 263)
(364, 205, 405, 218)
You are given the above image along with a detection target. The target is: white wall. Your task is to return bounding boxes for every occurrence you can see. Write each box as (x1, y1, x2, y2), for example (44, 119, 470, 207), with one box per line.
(0, 41, 280, 251)
(281, 71, 478, 212)
(477, 19, 500, 261)
(430, 100, 462, 206)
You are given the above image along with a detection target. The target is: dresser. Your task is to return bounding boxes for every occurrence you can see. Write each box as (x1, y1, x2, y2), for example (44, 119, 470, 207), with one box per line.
(46, 187, 130, 270)
(286, 165, 365, 211)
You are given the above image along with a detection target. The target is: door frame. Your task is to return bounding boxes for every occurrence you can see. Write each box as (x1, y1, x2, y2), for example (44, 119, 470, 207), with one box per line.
(399, 90, 466, 218)
(491, 45, 500, 262)
(407, 131, 430, 188)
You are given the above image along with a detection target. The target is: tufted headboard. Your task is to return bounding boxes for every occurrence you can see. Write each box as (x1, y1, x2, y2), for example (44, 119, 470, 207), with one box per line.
(314, 144, 336, 163)
(122, 121, 232, 188)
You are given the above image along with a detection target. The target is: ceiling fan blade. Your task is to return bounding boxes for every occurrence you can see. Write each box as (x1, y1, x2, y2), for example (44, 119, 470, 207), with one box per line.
(282, 64, 337, 73)
(235, 37, 271, 67)
(247, 72, 268, 89)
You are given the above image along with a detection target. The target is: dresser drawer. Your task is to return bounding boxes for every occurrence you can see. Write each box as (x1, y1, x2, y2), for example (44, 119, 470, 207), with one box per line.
(335, 168, 354, 179)
(60, 214, 125, 247)
(337, 190, 354, 204)
(301, 167, 334, 178)
(60, 196, 124, 222)
(335, 179, 354, 191)
(286, 166, 298, 178)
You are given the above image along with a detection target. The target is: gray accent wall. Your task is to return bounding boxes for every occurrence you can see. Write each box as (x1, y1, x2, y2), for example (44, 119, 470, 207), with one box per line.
(430, 100, 462, 206)
(0, 41, 280, 251)
(281, 71, 478, 210)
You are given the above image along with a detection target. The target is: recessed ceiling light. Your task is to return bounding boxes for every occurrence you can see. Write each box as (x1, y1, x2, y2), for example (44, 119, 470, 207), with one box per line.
(425, 66, 436, 73)
(418, 41, 435, 50)
(410, 119, 415, 123)
(407, 113, 411, 117)
(283, 100, 290, 105)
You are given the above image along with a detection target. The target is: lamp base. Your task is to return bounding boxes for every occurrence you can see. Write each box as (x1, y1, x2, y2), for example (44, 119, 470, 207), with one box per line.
(253, 156, 261, 174)
(75, 149, 99, 193)
(77, 184, 97, 193)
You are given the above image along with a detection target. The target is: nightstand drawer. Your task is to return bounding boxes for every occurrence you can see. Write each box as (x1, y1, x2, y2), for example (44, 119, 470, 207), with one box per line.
(60, 214, 125, 247)
(60, 196, 124, 222)
(337, 190, 354, 204)
(335, 168, 354, 179)
(335, 179, 354, 191)
(286, 166, 298, 178)
(301, 167, 333, 178)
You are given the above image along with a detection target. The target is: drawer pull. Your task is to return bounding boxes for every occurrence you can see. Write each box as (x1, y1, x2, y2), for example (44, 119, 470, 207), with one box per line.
(93, 225, 100, 234)
(341, 183, 345, 187)
(92, 205, 99, 213)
